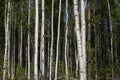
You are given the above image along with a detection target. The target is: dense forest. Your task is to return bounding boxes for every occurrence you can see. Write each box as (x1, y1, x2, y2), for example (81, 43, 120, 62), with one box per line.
(0, 0, 120, 80)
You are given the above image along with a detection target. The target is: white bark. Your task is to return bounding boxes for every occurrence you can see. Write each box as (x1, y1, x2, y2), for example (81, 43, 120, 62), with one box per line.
(49, 0, 54, 80)
(34, 0, 39, 79)
(81, 0, 87, 79)
(40, 0, 45, 79)
(7, 1, 11, 78)
(20, 19, 23, 67)
(3, 1, 10, 80)
(107, 0, 114, 79)
(64, 0, 68, 79)
(73, 0, 85, 80)
(54, 0, 62, 80)
(27, 0, 31, 79)
(19, 2, 23, 66)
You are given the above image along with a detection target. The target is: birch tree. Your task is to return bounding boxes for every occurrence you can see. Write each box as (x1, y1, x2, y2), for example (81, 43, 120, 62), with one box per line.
(27, 0, 31, 79)
(64, 0, 68, 79)
(49, 0, 54, 80)
(40, 0, 45, 79)
(19, 1, 23, 67)
(7, 1, 11, 78)
(54, 0, 62, 79)
(3, 0, 8, 80)
(107, 0, 114, 79)
(34, 0, 39, 79)
(73, 0, 85, 80)
(81, 0, 87, 79)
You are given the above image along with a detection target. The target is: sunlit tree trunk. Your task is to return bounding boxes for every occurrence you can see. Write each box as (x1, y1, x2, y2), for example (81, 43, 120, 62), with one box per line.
(49, 0, 54, 79)
(34, 0, 39, 79)
(64, 0, 68, 79)
(3, 1, 10, 80)
(54, 0, 62, 80)
(40, 0, 45, 79)
(73, 0, 84, 80)
(27, 0, 31, 79)
(18, 2, 23, 67)
(19, 23, 23, 66)
(81, 0, 87, 79)
(7, 1, 11, 78)
(107, 0, 114, 79)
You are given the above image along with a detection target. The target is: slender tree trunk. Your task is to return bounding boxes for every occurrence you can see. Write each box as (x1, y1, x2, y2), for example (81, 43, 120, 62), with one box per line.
(49, 0, 54, 79)
(54, 0, 62, 79)
(7, 1, 11, 78)
(81, 0, 87, 79)
(107, 0, 114, 79)
(64, 0, 68, 79)
(27, 0, 31, 79)
(19, 2, 23, 67)
(34, 0, 39, 79)
(73, 0, 84, 80)
(3, 1, 10, 80)
(40, 0, 45, 79)
(20, 16, 23, 67)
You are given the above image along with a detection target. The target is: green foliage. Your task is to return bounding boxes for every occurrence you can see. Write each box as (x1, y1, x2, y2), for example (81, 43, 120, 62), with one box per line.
(16, 65, 25, 79)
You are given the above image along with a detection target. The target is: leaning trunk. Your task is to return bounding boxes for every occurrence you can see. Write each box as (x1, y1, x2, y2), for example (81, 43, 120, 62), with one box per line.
(64, 0, 68, 79)
(49, 0, 54, 80)
(54, 0, 62, 80)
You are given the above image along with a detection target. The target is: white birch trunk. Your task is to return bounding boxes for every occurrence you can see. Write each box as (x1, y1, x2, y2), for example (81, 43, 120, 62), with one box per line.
(49, 0, 54, 79)
(3, 1, 9, 80)
(81, 0, 87, 79)
(20, 18, 23, 67)
(7, 1, 11, 78)
(27, 0, 31, 79)
(34, 0, 39, 79)
(40, 0, 45, 79)
(54, 0, 62, 80)
(73, 0, 84, 80)
(107, 0, 114, 79)
(64, 0, 68, 79)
